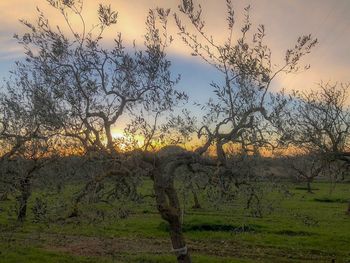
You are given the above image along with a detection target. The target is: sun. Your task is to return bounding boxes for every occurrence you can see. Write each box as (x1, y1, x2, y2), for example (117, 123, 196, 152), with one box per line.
(110, 127, 146, 150)
(111, 130, 124, 139)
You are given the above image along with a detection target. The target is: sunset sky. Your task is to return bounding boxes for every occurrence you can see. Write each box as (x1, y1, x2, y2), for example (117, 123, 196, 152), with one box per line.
(0, 0, 349, 107)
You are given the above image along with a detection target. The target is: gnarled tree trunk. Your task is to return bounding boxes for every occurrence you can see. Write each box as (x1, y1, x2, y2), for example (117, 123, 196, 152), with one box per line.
(148, 145, 217, 263)
(153, 170, 191, 263)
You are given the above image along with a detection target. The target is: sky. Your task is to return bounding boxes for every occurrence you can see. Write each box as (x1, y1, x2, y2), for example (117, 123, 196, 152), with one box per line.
(0, 0, 350, 109)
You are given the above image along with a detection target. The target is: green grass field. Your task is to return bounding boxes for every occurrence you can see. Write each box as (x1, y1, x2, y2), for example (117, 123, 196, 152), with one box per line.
(0, 182, 349, 262)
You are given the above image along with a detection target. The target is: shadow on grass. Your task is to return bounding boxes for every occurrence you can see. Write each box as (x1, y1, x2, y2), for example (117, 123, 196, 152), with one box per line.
(313, 197, 348, 203)
(295, 187, 319, 191)
(158, 222, 263, 233)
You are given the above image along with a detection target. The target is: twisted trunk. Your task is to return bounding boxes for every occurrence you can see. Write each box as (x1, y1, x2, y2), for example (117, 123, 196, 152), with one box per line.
(146, 146, 217, 262)
(153, 169, 191, 263)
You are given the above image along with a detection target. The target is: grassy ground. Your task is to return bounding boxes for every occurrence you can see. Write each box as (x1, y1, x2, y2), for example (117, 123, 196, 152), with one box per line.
(0, 182, 349, 262)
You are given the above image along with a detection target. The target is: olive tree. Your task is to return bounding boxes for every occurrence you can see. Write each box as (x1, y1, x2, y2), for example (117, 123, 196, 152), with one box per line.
(14, 0, 186, 155)
(289, 82, 350, 210)
(175, 0, 317, 162)
(287, 152, 325, 193)
(8, 0, 198, 260)
(174, 0, 317, 196)
(0, 78, 57, 221)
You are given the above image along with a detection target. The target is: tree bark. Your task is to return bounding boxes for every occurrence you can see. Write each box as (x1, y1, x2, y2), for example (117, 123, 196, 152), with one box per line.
(148, 146, 217, 263)
(306, 180, 312, 193)
(17, 177, 31, 222)
(153, 172, 191, 263)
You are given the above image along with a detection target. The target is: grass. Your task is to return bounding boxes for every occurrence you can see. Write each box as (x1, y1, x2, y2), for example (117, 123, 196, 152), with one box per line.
(0, 181, 349, 262)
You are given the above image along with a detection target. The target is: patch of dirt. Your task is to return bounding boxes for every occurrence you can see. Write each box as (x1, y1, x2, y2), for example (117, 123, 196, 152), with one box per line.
(38, 233, 336, 262)
(44, 235, 169, 257)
